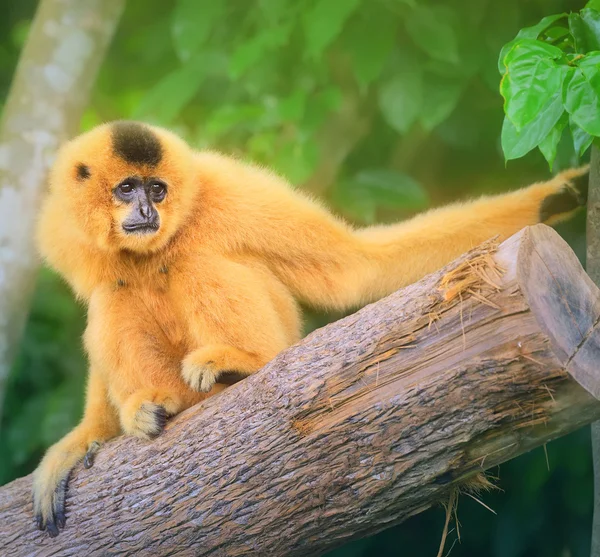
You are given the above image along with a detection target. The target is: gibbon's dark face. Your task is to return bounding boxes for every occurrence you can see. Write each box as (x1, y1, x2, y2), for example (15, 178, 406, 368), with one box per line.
(114, 175, 165, 235)
(46, 121, 197, 253)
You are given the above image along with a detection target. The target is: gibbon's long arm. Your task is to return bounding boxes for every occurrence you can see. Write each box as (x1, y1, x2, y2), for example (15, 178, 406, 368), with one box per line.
(32, 370, 120, 536)
(196, 154, 587, 311)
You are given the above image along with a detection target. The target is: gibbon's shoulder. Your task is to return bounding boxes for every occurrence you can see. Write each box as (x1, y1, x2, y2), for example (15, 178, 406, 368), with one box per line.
(190, 150, 331, 218)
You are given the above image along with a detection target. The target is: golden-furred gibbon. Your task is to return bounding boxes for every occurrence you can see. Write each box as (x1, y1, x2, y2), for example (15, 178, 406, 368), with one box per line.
(32, 120, 588, 535)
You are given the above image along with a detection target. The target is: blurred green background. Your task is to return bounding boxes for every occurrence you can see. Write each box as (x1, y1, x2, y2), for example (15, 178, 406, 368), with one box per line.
(0, 1, 593, 555)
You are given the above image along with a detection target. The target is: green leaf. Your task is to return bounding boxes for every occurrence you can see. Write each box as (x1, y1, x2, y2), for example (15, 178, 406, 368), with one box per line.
(332, 169, 428, 223)
(378, 59, 422, 134)
(570, 117, 594, 156)
(544, 26, 571, 41)
(171, 0, 225, 62)
(331, 180, 377, 224)
(420, 75, 464, 131)
(569, 9, 600, 54)
(501, 94, 565, 161)
(539, 113, 568, 170)
(587, 0, 600, 11)
(134, 53, 224, 124)
(564, 52, 600, 136)
(204, 105, 264, 138)
(500, 40, 565, 130)
(405, 5, 459, 64)
(343, 6, 397, 86)
(274, 139, 319, 184)
(303, 0, 360, 58)
(230, 25, 292, 78)
(353, 169, 429, 209)
(278, 90, 307, 122)
(498, 13, 567, 74)
(302, 86, 342, 133)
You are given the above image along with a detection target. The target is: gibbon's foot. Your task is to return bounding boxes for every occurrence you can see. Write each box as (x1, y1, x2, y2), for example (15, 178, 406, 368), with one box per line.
(35, 475, 68, 537)
(540, 166, 589, 224)
(120, 390, 181, 440)
(125, 402, 168, 439)
(182, 345, 262, 393)
(33, 436, 105, 537)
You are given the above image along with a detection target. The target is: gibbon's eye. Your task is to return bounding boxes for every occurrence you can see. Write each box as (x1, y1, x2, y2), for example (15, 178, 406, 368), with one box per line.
(113, 177, 142, 202)
(150, 182, 167, 201)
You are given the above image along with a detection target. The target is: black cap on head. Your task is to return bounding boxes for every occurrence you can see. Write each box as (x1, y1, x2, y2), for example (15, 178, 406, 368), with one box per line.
(111, 121, 163, 167)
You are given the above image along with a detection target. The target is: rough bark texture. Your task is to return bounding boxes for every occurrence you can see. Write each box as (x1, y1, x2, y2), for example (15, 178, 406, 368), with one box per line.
(589, 145, 600, 557)
(0, 224, 599, 557)
(0, 0, 125, 418)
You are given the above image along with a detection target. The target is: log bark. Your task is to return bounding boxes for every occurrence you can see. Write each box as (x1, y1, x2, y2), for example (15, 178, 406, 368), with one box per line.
(1, 224, 599, 557)
(0, 0, 125, 418)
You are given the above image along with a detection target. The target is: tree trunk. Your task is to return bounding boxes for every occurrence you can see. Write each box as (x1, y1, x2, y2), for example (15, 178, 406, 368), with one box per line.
(589, 145, 600, 557)
(0, 224, 599, 557)
(0, 0, 125, 420)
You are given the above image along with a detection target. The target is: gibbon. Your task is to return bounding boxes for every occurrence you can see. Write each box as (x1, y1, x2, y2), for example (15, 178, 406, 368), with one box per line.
(32, 120, 587, 536)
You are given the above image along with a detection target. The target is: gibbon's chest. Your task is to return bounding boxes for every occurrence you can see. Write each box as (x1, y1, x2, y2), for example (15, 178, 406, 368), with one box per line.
(104, 262, 190, 352)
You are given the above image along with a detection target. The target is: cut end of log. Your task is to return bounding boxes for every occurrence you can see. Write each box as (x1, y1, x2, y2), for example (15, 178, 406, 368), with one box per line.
(515, 225, 600, 400)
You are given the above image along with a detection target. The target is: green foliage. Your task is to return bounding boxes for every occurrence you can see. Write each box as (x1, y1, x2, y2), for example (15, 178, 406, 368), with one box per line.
(405, 5, 459, 64)
(499, 1, 600, 168)
(0, 0, 593, 556)
(0, 269, 86, 485)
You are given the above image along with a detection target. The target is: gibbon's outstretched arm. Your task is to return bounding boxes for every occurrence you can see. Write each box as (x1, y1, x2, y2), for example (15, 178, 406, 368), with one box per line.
(197, 154, 588, 311)
(33, 370, 120, 537)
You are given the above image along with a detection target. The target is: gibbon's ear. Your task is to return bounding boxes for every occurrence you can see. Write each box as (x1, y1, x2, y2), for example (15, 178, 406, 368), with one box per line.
(540, 166, 589, 223)
(76, 163, 91, 181)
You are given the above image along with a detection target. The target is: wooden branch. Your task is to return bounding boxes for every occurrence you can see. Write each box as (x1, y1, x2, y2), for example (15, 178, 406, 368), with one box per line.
(0, 0, 125, 417)
(1, 224, 600, 556)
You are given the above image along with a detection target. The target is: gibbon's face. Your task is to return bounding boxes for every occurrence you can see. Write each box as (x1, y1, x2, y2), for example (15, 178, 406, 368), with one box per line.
(47, 121, 197, 253)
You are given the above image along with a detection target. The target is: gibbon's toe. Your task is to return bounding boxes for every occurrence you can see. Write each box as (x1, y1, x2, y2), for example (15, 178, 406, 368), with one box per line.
(83, 441, 102, 469)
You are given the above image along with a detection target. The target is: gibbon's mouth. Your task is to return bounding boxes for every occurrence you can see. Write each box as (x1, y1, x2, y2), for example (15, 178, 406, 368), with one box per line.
(122, 222, 160, 235)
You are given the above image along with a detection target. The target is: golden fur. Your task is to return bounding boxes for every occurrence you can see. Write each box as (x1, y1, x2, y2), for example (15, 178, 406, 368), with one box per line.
(32, 120, 587, 535)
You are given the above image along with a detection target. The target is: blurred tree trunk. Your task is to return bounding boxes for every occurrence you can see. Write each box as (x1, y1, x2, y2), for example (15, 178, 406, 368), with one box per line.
(0, 0, 125, 424)
(589, 146, 600, 557)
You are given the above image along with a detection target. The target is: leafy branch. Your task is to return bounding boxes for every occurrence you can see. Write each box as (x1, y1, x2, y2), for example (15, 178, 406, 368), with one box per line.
(499, 1, 600, 168)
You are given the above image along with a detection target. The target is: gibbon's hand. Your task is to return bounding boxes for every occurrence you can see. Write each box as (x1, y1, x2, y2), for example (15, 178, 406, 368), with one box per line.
(540, 166, 589, 224)
(181, 345, 260, 392)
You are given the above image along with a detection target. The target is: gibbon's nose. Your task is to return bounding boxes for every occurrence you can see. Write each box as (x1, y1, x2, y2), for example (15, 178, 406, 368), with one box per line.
(139, 201, 156, 220)
(122, 201, 160, 234)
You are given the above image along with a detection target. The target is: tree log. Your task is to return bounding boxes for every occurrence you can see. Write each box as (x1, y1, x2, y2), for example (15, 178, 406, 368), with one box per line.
(1, 224, 600, 557)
